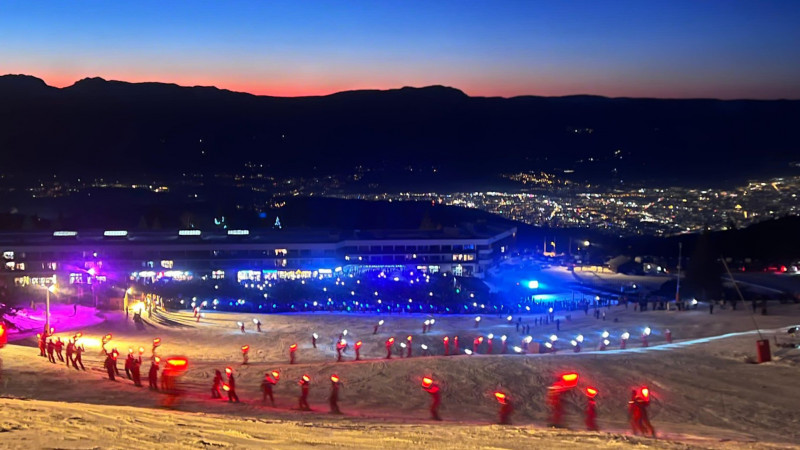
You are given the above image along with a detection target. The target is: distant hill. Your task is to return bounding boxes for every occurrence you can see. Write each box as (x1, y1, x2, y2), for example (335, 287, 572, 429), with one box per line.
(1, 74, 799, 184)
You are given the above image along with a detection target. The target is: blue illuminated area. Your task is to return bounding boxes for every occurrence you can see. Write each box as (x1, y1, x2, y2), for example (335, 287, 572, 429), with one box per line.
(527, 280, 539, 289)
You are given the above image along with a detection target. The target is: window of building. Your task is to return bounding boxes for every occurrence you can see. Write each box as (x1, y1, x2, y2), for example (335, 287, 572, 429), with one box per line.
(212, 270, 225, 280)
(275, 249, 288, 257)
(161, 260, 174, 269)
(3, 251, 14, 260)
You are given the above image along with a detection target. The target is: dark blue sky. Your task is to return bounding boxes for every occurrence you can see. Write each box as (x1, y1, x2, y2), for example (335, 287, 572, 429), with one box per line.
(2, 1, 799, 98)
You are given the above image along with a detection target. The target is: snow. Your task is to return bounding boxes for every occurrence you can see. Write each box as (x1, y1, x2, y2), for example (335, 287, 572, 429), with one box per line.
(2, 300, 800, 448)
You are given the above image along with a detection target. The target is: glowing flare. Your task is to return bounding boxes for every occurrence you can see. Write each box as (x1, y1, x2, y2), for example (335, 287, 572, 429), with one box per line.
(561, 373, 578, 382)
(290, 344, 298, 350)
(302, 375, 310, 382)
(494, 392, 507, 402)
(271, 371, 280, 379)
(422, 377, 433, 387)
(355, 340, 363, 348)
(241, 345, 249, 352)
(586, 387, 598, 398)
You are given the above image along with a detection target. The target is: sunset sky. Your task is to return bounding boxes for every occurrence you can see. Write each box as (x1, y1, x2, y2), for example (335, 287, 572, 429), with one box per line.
(2, 1, 799, 98)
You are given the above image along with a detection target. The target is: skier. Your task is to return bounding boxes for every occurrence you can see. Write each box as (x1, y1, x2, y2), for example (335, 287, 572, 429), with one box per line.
(443, 336, 450, 356)
(46, 338, 56, 363)
(131, 355, 143, 387)
(289, 343, 297, 364)
(630, 387, 655, 437)
(336, 340, 345, 362)
(406, 336, 413, 357)
(225, 366, 240, 403)
(54, 337, 64, 362)
(385, 337, 394, 359)
(422, 377, 442, 421)
(73, 342, 85, 370)
(125, 349, 135, 379)
(329, 374, 341, 414)
(298, 375, 311, 411)
(148, 357, 160, 390)
(241, 345, 249, 365)
(354, 340, 363, 361)
(65, 339, 75, 367)
(495, 391, 513, 425)
(111, 347, 119, 376)
(585, 387, 599, 431)
(211, 369, 223, 398)
(37, 333, 46, 357)
(104, 352, 116, 381)
(261, 370, 279, 406)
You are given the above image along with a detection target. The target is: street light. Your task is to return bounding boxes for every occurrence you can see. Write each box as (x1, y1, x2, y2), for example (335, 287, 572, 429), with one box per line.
(45, 284, 58, 331)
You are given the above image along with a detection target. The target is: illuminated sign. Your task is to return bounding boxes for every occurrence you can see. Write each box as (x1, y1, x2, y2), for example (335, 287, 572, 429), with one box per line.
(103, 230, 128, 237)
(227, 229, 249, 236)
(178, 230, 201, 236)
(53, 231, 78, 237)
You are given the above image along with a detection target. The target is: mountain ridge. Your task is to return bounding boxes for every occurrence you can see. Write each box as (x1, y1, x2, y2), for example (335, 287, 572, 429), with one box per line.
(1, 73, 798, 184)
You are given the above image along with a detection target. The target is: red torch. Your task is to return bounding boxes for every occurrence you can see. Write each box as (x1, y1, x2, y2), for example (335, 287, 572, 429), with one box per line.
(289, 343, 297, 364)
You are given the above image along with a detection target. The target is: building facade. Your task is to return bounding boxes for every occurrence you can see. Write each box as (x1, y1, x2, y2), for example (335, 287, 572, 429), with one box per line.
(0, 225, 516, 287)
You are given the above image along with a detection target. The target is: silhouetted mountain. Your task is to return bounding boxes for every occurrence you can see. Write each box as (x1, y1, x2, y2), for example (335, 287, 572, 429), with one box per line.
(1, 74, 799, 185)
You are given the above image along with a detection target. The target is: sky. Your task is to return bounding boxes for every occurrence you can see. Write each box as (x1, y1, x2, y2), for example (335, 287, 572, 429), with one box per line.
(1, 1, 799, 99)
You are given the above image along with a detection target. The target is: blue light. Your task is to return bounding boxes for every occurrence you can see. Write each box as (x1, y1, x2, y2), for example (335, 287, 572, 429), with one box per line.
(258, 212, 267, 219)
(527, 280, 539, 289)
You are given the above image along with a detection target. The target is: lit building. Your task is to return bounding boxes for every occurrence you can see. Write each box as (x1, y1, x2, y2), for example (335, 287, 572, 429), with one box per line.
(0, 225, 515, 286)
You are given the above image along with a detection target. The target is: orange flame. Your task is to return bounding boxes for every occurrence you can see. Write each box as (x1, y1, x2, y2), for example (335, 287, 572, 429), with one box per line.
(422, 377, 433, 387)
(331, 375, 339, 383)
(586, 387, 598, 397)
(561, 373, 579, 382)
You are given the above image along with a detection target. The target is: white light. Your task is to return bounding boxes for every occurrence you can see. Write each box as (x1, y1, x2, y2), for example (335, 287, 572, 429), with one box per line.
(53, 231, 77, 237)
(513, 346, 522, 353)
(313, 333, 318, 339)
(473, 302, 477, 307)
(227, 229, 249, 235)
(571, 340, 577, 346)
(603, 339, 610, 346)
(501, 335, 507, 341)
(525, 306, 530, 311)
(488, 333, 494, 339)
(343, 329, 348, 336)
(103, 230, 128, 237)
(424, 320, 430, 325)
(464, 349, 473, 355)
(525, 336, 533, 343)
(378, 320, 384, 326)
(621, 332, 630, 340)
(374, 291, 379, 296)
(475, 316, 481, 322)
(644, 327, 651, 336)
(550, 334, 558, 342)
(602, 331, 609, 338)
(544, 342, 552, 348)
(252, 318, 259, 324)
(179, 230, 201, 236)
(507, 315, 512, 321)
(400, 342, 407, 348)
(393, 277, 399, 281)
(583, 241, 590, 247)
(421, 344, 428, 350)
(430, 319, 435, 324)
(576, 334, 584, 343)
(313, 301, 318, 306)
(548, 307, 553, 313)
(527, 280, 539, 289)
(237, 322, 243, 326)
(691, 299, 698, 305)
